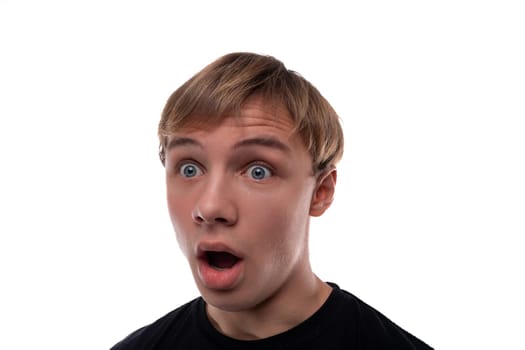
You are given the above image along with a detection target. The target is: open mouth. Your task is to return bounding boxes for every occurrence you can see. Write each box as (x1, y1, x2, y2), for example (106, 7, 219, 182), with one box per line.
(196, 244, 244, 289)
(205, 251, 241, 270)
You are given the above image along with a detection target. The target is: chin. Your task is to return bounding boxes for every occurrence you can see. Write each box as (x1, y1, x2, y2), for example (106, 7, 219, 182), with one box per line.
(198, 285, 263, 313)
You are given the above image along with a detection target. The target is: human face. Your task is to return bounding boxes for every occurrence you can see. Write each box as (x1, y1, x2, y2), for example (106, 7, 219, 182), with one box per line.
(164, 98, 319, 311)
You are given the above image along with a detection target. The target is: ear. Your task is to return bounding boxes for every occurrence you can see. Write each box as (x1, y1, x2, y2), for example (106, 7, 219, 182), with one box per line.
(309, 168, 337, 217)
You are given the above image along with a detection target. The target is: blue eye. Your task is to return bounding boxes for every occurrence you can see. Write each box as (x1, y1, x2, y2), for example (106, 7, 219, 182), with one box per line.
(179, 163, 202, 178)
(247, 164, 272, 180)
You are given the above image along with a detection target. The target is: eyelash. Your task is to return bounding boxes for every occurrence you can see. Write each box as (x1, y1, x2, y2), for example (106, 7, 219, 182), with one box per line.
(243, 162, 274, 180)
(174, 160, 275, 179)
(177, 161, 204, 178)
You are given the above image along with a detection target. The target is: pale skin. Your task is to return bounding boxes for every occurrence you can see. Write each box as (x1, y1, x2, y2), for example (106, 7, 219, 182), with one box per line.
(164, 96, 337, 340)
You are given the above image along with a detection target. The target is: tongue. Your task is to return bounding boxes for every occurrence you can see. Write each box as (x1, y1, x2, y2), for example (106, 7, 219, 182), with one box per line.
(208, 252, 239, 269)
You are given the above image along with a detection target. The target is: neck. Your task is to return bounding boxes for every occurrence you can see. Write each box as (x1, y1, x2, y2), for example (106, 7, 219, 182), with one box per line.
(206, 271, 332, 340)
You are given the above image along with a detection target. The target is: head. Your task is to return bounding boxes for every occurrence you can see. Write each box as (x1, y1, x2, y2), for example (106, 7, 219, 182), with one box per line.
(158, 52, 344, 311)
(159, 52, 343, 174)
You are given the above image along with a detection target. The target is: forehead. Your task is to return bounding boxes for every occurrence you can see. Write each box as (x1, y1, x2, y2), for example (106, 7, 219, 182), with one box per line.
(226, 98, 294, 132)
(163, 98, 314, 163)
(175, 96, 296, 137)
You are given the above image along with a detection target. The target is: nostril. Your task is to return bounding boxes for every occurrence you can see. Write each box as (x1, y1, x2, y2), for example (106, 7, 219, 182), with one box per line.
(214, 217, 228, 223)
(192, 213, 228, 225)
(192, 213, 205, 223)
(192, 206, 236, 226)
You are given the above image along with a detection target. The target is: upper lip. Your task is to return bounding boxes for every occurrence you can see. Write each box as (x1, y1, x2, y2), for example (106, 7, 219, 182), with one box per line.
(196, 241, 244, 259)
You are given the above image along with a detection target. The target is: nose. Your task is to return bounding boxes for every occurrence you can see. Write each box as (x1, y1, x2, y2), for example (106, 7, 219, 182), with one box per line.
(191, 177, 238, 226)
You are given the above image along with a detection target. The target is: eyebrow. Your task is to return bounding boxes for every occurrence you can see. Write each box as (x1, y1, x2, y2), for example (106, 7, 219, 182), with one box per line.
(166, 135, 291, 153)
(233, 136, 291, 154)
(166, 137, 202, 151)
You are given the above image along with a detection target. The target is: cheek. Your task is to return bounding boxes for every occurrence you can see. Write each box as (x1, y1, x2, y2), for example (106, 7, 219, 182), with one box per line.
(242, 186, 312, 257)
(166, 190, 194, 256)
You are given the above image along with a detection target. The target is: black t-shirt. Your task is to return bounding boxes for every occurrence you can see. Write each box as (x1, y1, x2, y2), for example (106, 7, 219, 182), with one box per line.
(111, 283, 433, 349)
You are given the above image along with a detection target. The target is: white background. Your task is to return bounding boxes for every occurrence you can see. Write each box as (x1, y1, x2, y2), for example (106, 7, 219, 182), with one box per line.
(1, 1, 524, 349)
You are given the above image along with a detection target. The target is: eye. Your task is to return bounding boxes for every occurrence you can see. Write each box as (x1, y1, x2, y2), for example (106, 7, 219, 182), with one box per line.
(246, 164, 272, 180)
(179, 162, 203, 178)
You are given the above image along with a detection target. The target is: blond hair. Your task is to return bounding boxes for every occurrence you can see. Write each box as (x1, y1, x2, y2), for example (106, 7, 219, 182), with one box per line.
(158, 52, 344, 172)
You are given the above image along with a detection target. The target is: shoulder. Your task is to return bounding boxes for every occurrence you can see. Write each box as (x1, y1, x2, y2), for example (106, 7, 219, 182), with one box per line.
(329, 284, 433, 349)
(110, 297, 200, 350)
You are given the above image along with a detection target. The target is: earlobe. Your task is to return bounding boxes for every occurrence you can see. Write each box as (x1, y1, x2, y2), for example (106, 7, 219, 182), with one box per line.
(310, 168, 337, 217)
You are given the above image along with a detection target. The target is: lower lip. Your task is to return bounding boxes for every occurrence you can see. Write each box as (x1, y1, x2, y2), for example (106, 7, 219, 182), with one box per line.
(197, 258, 244, 290)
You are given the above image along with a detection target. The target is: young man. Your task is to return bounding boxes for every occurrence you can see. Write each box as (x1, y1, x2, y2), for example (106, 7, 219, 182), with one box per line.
(112, 52, 432, 349)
